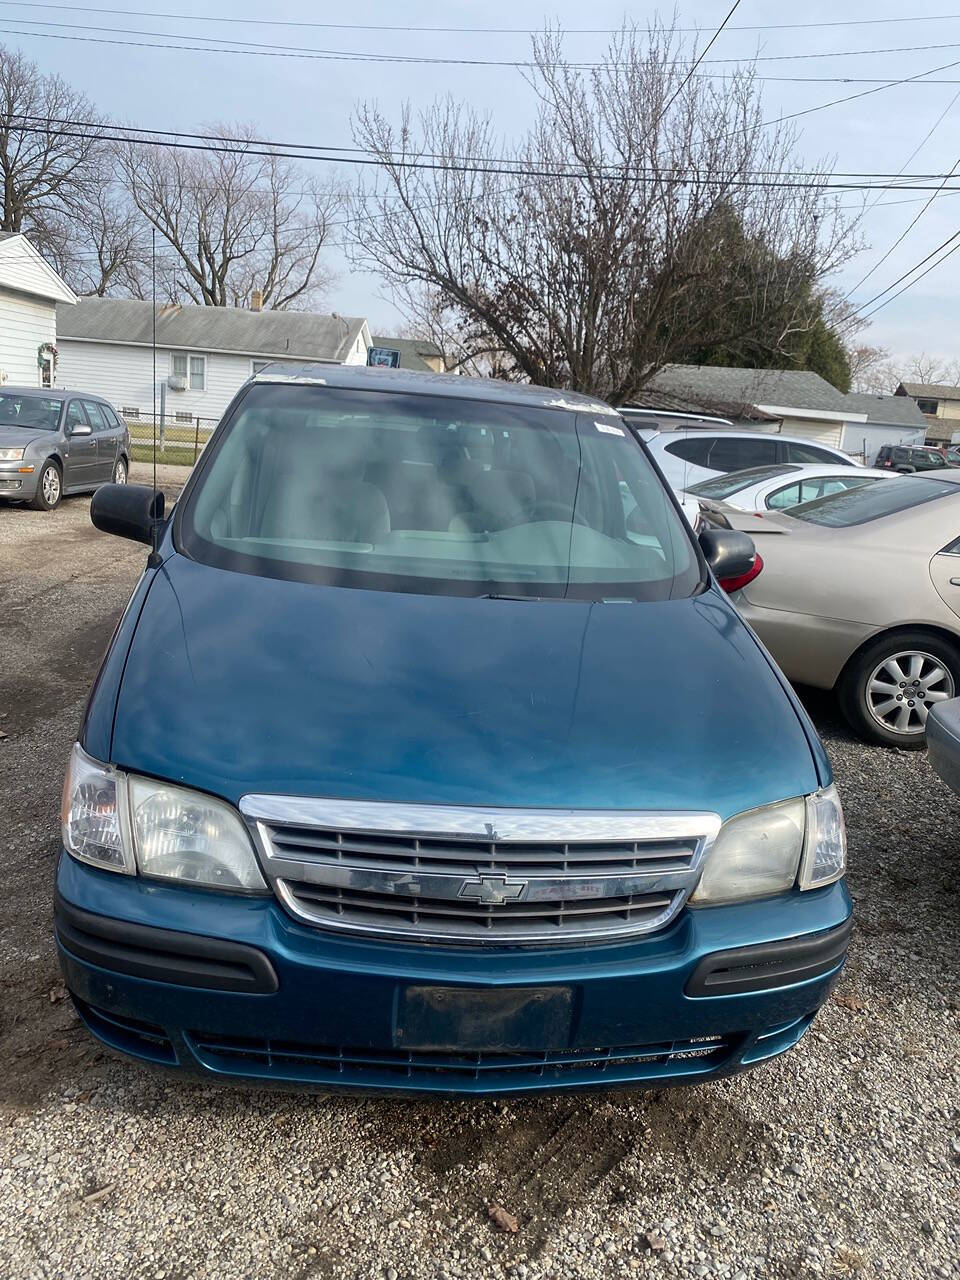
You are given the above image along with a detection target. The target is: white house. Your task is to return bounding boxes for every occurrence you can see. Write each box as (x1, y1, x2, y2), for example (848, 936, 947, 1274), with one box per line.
(0, 232, 77, 387)
(55, 297, 372, 426)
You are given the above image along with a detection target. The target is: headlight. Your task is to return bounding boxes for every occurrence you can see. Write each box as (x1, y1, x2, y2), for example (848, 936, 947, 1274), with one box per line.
(690, 786, 847, 905)
(129, 777, 266, 892)
(690, 797, 805, 905)
(0, 447, 25, 461)
(61, 744, 266, 893)
(799, 785, 846, 889)
(61, 744, 134, 874)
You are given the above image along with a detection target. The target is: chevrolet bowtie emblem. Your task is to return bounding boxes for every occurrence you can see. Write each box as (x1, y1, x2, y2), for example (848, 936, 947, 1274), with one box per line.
(458, 874, 527, 906)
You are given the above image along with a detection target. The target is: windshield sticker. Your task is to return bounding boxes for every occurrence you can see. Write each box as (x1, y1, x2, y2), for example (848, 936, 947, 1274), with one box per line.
(595, 422, 625, 437)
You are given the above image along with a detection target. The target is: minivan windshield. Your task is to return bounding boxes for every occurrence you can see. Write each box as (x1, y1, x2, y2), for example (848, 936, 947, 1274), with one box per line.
(790, 475, 956, 526)
(0, 393, 61, 431)
(179, 383, 700, 600)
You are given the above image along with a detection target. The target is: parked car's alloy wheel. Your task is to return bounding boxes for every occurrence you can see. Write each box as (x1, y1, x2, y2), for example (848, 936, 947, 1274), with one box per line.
(113, 458, 127, 485)
(838, 632, 960, 747)
(30, 460, 62, 511)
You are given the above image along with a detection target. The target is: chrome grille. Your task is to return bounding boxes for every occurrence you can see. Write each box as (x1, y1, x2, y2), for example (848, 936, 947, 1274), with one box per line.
(240, 797, 720, 946)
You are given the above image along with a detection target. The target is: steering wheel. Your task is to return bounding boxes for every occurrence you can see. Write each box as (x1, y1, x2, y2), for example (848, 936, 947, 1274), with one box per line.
(531, 501, 590, 526)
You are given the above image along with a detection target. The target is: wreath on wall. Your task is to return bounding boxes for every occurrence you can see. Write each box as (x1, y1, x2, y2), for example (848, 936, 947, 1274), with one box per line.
(37, 341, 58, 368)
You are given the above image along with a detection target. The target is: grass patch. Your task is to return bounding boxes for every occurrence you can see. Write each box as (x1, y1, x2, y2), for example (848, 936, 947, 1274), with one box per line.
(130, 444, 198, 467)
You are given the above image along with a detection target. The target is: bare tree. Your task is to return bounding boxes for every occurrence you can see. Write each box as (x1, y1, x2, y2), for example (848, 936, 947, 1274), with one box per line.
(118, 125, 341, 309)
(0, 44, 107, 249)
(847, 344, 894, 394)
(40, 182, 151, 297)
(349, 23, 857, 401)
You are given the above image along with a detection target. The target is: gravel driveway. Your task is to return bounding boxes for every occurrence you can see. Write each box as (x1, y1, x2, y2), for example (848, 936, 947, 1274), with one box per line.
(0, 483, 957, 1280)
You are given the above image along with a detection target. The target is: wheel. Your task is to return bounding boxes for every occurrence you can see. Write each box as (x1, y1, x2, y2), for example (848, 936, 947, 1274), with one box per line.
(113, 457, 127, 485)
(837, 631, 960, 747)
(30, 459, 62, 511)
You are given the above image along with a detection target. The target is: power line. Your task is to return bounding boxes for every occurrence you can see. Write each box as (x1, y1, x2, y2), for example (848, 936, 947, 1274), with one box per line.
(11, 16, 960, 68)
(18, 111, 960, 183)
(7, 2, 960, 37)
(654, 0, 745, 125)
(846, 226, 960, 320)
(18, 114, 960, 192)
(858, 233, 960, 321)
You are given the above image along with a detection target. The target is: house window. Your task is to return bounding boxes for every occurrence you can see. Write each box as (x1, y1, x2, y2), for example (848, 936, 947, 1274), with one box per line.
(171, 353, 206, 390)
(175, 411, 193, 423)
(917, 398, 939, 415)
(252, 359, 271, 375)
(122, 406, 139, 420)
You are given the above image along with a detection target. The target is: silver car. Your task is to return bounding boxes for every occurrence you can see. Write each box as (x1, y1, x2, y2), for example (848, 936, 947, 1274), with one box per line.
(727, 472, 960, 746)
(0, 387, 130, 511)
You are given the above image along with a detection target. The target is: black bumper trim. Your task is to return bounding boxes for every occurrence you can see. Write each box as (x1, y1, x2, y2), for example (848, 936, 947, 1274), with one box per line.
(685, 918, 852, 997)
(54, 894, 278, 994)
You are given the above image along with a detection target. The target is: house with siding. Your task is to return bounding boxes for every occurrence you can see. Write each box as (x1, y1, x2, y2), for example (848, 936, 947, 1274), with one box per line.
(55, 297, 372, 426)
(0, 232, 77, 387)
(894, 381, 960, 444)
(369, 335, 445, 373)
(646, 365, 869, 451)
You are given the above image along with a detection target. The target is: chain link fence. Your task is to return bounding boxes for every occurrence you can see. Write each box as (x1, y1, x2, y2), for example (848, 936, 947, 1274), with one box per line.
(121, 409, 219, 467)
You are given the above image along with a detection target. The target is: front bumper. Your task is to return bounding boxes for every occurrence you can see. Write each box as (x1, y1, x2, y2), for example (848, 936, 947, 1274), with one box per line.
(56, 853, 852, 1095)
(0, 463, 38, 499)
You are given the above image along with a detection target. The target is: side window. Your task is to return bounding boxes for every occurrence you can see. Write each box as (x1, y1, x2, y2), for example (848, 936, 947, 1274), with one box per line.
(663, 437, 713, 466)
(99, 405, 121, 429)
(189, 356, 206, 391)
(83, 401, 107, 431)
(64, 401, 87, 431)
(708, 436, 778, 472)
(785, 442, 847, 465)
(766, 482, 801, 509)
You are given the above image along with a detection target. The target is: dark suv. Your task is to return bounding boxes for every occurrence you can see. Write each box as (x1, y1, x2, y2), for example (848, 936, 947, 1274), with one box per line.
(875, 443, 960, 473)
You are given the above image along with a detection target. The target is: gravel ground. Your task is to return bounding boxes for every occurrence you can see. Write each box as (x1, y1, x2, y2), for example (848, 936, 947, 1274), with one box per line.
(0, 487, 957, 1280)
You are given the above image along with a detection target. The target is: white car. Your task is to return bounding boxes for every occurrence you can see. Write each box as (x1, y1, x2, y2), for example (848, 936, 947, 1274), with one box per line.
(683, 463, 890, 513)
(644, 428, 859, 491)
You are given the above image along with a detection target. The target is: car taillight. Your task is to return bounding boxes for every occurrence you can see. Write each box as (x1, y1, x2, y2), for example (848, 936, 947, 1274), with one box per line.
(718, 553, 764, 593)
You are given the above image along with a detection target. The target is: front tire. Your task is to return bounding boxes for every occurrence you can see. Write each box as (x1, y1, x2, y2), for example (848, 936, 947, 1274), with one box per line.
(30, 459, 62, 511)
(837, 631, 960, 747)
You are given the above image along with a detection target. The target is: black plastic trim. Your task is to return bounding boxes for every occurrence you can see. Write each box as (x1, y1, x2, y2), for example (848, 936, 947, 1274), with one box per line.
(54, 894, 278, 994)
(686, 918, 852, 997)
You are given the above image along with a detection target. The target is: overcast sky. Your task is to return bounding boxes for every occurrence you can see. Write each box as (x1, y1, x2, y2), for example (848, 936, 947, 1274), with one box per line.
(5, 0, 960, 362)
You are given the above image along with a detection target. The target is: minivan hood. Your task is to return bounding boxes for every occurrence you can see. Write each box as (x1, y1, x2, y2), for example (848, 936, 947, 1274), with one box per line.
(108, 554, 819, 817)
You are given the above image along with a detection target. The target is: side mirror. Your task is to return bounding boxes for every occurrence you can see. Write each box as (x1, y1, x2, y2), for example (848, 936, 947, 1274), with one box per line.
(698, 527, 762, 593)
(91, 483, 164, 545)
(69, 423, 93, 437)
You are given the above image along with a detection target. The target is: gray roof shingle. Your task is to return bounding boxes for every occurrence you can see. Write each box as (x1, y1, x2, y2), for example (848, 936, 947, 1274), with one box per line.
(844, 391, 928, 427)
(55, 297, 365, 362)
(649, 364, 853, 414)
(899, 381, 960, 401)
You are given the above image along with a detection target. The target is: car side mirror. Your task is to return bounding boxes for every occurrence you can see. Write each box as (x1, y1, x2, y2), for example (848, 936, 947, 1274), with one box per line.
(69, 423, 92, 437)
(698, 527, 761, 592)
(91, 483, 164, 545)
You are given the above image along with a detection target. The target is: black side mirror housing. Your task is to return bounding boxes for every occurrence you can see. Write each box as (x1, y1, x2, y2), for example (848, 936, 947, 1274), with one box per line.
(91, 483, 165, 545)
(698, 527, 758, 590)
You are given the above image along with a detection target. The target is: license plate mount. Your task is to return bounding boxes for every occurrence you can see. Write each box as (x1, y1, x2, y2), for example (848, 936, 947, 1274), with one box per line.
(397, 985, 574, 1053)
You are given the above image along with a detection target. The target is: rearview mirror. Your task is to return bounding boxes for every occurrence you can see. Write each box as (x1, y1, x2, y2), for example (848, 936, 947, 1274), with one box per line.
(69, 423, 92, 437)
(91, 483, 164, 545)
(698, 528, 761, 592)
